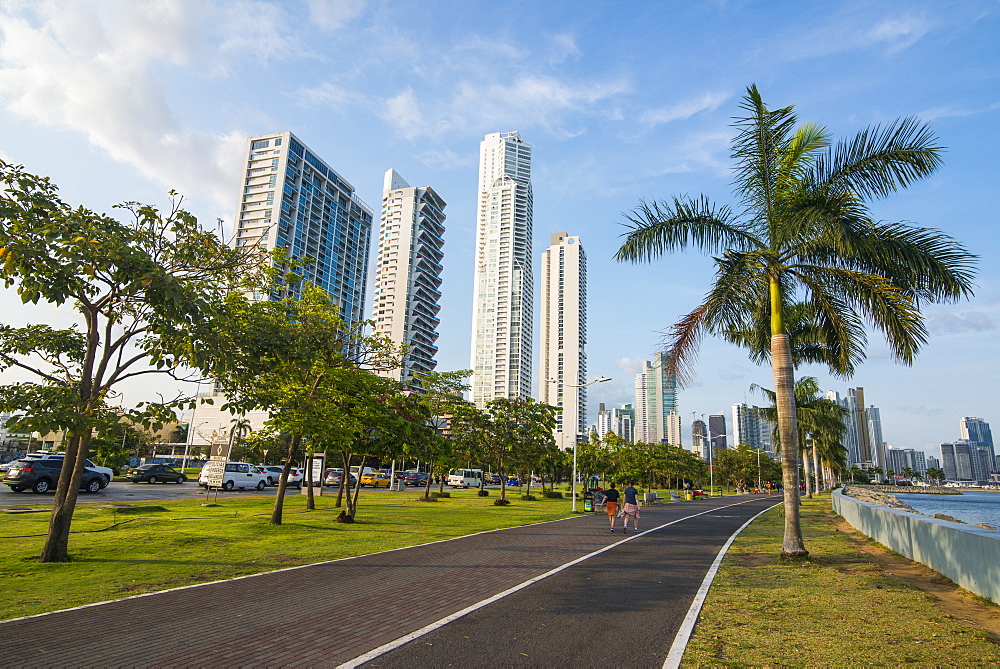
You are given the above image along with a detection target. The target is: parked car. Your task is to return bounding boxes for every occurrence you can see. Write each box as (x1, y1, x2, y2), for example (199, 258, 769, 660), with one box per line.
(3, 458, 106, 494)
(484, 473, 502, 486)
(258, 465, 303, 488)
(360, 472, 390, 488)
(402, 471, 430, 486)
(22, 452, 114, 485)
(324, 469, 357, 487)
(126, 464, 186, 484)
(198, 462, 269, 491)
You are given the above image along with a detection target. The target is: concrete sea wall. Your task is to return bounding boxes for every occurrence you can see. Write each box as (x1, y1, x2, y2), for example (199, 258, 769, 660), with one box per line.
(832, 489, 1000, 604)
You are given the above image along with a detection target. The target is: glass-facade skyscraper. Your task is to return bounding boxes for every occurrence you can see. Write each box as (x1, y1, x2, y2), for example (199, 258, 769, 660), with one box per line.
(470, 131, 534, 407)
(234, 131, 373, 326)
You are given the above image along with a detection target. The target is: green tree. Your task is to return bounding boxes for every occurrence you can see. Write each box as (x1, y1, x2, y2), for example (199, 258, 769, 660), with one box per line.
(614, 86, 975, 556)
(200, 281, 401, 524)
(409, 370, 472, 498)
(0, 162, 252, 562)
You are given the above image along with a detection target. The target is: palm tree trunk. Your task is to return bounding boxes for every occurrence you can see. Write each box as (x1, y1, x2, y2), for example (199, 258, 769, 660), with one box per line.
(812, 447, 821, 492)
(771, 332, 808, 557)
(803, 447, 813, 499)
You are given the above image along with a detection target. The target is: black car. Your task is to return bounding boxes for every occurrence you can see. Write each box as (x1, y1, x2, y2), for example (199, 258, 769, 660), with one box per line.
(3, 458, 105, 494)
(126, 464, 186, 484)
(401, 471, 430, 486)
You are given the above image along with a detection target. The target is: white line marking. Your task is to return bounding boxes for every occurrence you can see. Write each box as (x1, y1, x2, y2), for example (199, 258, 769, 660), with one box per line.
(338, 497, 774, 669)
(662, 502, 781, 669)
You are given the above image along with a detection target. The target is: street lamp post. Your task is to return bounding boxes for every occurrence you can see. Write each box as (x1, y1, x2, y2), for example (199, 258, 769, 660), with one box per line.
(548, 376, 611, 513)
(752, 448, 768, 492)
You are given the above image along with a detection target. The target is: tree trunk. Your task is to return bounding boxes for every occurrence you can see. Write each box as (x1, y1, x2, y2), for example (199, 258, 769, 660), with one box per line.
(336, 450, 351, 508)
(772, 332, 807, 557)
(271, 435, 302, 525)
(424, 465, 434, 500)
(306, 451, 316, 509)
(40, 430, 91, 562)
(349, 461, 364, 519)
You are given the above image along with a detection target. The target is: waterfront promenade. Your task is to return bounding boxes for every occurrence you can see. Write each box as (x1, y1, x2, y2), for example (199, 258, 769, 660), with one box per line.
(0, 495, 779, 667)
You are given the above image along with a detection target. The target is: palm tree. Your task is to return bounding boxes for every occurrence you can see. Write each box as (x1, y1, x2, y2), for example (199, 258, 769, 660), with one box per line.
(616, 85, 976, 556)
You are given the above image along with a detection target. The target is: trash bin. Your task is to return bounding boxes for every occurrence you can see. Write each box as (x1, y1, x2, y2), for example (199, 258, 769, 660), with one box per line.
(685, 491, 693, 501)
(583, 490, 594, 512)
(391, 478, 403, 491)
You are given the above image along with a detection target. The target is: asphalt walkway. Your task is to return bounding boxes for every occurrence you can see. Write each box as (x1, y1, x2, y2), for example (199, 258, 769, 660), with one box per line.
(1, 494, 780, 668)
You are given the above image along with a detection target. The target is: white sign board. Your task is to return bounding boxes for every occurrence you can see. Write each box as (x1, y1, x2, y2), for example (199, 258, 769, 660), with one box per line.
(308, 453, 325, 495)
(202, 455, 228, 488)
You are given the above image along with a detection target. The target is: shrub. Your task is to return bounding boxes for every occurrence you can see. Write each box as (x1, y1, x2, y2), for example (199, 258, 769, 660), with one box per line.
(417, 495, 438, 502)
(493, 498, 510, 506)
(429, 491, 451, 499)
(520, 494, 537, 501)
(542, 491, 563, 499)
(477, 489, 490, 497)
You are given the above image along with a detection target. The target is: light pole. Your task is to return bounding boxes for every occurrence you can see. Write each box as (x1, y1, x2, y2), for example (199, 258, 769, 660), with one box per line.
(548, 376, 611, 513)
(752, 448, 768, 492)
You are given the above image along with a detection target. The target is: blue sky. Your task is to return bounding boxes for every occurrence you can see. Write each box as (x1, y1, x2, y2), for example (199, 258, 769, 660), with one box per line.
(1, 0, 998, 460)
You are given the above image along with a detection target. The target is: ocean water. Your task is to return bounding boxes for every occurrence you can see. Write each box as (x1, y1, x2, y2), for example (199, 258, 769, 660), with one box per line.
(894, 491, 1000, 528)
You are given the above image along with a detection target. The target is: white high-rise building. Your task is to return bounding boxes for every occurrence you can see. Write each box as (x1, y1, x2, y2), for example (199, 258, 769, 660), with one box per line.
(732, 403, 773, 453)
(633, 352, 678, 444)
(539, 232, 586, 450)
(374, 169, 447, 387)
(470, 132, 534, 407)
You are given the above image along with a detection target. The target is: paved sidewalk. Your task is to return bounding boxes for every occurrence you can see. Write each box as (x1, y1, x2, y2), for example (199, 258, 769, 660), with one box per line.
(0, 495, 779, 668)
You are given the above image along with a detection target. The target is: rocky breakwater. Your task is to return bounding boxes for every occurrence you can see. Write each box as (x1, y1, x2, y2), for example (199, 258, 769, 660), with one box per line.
(842, 485, 997, 531)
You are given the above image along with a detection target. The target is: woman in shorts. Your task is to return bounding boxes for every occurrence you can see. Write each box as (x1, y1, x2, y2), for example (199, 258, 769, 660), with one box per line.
(603, 482, 620, 532)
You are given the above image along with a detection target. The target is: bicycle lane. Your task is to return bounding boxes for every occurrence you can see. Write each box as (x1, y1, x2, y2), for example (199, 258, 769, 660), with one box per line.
(352, 495, 780, 668)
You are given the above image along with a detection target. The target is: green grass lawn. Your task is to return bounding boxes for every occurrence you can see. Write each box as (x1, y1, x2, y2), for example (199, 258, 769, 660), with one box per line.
(684, 494, 1000, 666)
(0, 489, 572, 621)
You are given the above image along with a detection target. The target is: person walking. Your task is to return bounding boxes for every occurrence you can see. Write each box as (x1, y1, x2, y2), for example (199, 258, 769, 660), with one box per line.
(603, 482, 620, 532)
(621, 481, 641, 533)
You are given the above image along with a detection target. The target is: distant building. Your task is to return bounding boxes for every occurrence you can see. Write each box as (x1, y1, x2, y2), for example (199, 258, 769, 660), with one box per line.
(666, 411, 682, 447)
(374, 169, 446, 388)
(708, 414, 727, 451)
(926, 455, 940, 472)
(692, 418, 708, 459)
(827, 388, 886, 470)
(960, 417, 996, 471)
(732, 403, 773, 453)
(596, 402, 636, 444)
(633, 352, 678, 444)
(941, 440, 978, 481)
(539, 233, 587, 450)
(885, 447, 928, 476)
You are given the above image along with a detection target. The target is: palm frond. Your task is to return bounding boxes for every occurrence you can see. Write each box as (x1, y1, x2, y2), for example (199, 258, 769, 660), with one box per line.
(615, 196, 754, 262)
(814, 117, 944, 200)
(661, 304, 709, 388)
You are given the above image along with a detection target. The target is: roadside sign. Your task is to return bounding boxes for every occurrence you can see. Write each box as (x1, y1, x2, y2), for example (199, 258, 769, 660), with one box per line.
(202, 455, 227, 488)
(308, 452, 325, 495)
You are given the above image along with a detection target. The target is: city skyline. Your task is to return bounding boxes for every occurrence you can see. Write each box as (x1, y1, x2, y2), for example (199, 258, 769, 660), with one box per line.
(1, 1, 998, 461)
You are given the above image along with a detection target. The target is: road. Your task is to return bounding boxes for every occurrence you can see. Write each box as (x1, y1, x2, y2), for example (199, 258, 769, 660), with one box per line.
(0, 494, 779, 668)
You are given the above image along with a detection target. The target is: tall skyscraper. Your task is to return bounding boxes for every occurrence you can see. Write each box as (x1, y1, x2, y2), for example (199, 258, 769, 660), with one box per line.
(941, 441, 977, 481)
(539, 232, 587, 450)
(470, 131, 534, 407)
(618, 404, 636, 443)
(374, 169, 446, 387)
(666, 411, 683, 447)
(192, 132, 374, 448)
(708, 414, 728, 451)
(827, 388, 885, 469)
(960, 417, 995, 470)
(234, 131, 373, 324)
(633, 352, 678, 444)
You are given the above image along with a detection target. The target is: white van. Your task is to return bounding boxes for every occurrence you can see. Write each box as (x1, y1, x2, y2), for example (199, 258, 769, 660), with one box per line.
(350, 466, 376, 478)
(198, 462, 269, 491)
(447, 468, 483, 488)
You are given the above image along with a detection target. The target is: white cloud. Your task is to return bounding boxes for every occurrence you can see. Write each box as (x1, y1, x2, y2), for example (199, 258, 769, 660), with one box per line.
(770, 11, 934, 62)
(615, 357, 645, 376)
(0, 1, 245, 214)
(640, 91, 730, 127)
(868, 15, 931, 53)
(381, 74, 629, 140)
(926, 311, 995, 335)
(306, 0, 366, 32)
(547, 33, 581, 64)
(295, 81, 360, 111)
